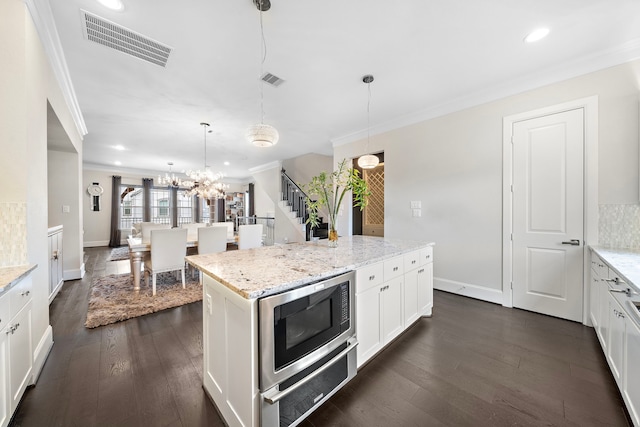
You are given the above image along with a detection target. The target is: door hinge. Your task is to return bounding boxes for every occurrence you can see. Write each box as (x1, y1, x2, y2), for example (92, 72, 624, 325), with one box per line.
(510, 184, 513, 192)
(510, 233, 513, 241)
(510, 281, 513, 290)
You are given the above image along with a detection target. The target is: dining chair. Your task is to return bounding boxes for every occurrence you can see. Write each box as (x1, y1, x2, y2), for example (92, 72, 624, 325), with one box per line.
(238, 224, 263, 250)
(210, 222, 234, 241)
(198, 226, 228, 255)
(140, 223, 171, 243)
(143, 228, 188, 295)
(180, 222, 207, 241)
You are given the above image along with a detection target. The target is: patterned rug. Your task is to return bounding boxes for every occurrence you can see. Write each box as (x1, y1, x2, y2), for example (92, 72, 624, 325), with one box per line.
(85, 272, 202, 328)
(107, 246, 130, 262)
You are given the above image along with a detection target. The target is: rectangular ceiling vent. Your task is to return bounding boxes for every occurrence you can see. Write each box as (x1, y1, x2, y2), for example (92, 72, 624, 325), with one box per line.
(261, 72, 285, 87)
(81, 10, 172, 67)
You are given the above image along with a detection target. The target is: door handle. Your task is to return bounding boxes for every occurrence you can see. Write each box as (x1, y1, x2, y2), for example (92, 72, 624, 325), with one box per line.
(561, 239, 580, 246)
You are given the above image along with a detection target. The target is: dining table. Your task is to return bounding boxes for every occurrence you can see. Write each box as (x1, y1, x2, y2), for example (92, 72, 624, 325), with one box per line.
(127, 233, 238, 291)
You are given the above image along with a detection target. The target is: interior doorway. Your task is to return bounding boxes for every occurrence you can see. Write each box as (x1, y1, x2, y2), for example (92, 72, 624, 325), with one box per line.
(353, 153, 384, 237)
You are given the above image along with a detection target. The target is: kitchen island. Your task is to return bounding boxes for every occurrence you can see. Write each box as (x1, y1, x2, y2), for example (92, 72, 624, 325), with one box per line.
(186, 235, 434, 427)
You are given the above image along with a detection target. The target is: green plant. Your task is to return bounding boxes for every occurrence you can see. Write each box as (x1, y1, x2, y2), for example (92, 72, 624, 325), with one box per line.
(301, 159, 370, 239)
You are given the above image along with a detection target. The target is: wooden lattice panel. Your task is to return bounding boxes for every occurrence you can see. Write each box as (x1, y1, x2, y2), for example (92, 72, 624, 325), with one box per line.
(364, 167, 385, 226)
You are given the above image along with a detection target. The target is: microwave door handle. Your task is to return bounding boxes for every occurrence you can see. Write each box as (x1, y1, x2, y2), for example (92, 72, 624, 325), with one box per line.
(263, 340, 358, 405)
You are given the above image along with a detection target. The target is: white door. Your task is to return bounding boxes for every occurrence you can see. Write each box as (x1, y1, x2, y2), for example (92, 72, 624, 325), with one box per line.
(512, 108, 584, 322)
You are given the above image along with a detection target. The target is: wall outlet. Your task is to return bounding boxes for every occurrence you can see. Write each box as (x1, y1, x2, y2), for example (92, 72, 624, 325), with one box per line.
(410, 201, 421, 209)
(412, 209, 422, 217)
(62, 205, 70, 213)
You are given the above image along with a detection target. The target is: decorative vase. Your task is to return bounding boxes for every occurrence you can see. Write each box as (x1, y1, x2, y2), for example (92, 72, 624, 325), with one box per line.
(328, 226, 338, 248)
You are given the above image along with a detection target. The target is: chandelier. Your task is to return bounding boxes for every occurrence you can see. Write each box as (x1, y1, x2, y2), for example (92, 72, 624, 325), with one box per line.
(357, 74, 380, 170)
(183, 122, 229, 199)
(158, 162, 184, 187)
(246, 0, 279, 147)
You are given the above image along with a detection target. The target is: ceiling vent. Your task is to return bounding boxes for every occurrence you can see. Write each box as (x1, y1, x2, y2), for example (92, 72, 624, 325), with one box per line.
(81, 10, 172, 67)
(261, 72, 285, 87)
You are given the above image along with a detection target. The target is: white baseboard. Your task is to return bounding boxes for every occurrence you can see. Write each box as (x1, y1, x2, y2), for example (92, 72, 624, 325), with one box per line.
(434, 277, 504, 305)
(84, 240, 109, 248)
(63, 263, 85, 280)
(31, 325, 53, 385)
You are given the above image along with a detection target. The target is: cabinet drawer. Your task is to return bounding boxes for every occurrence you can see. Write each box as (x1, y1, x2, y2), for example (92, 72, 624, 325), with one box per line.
(420, 246, 433, 265)
(10, 276, 32, 318)
(404, 250, 421, 271)
(0, 292, 9, 331)
(384, 256, 404, 280)
(356, 262, 384, 293)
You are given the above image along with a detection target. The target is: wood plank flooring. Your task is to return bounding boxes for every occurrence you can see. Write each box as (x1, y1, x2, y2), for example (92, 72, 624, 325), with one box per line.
(11, 247, 630, 427)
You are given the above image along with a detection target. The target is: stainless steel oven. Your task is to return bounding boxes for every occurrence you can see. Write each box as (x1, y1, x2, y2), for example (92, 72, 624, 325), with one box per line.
(259, 271, 357, 426)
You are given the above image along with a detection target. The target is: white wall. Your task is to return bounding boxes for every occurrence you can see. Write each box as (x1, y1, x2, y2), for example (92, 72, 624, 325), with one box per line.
(48, 150, 83, 279)
(1, 0, 85, 383)
(282, 153, 333, 189)
(335, 60, 640, 299)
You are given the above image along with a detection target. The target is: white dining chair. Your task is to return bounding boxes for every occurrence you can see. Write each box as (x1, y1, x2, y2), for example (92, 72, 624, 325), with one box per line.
(140, 223, 171, 243)
(180, 222, 207, 241)
(198, 226, 228, 255)
(210, 222, 234, 241)
(143, 228, 188, 295)
(238, 224, 263, 250)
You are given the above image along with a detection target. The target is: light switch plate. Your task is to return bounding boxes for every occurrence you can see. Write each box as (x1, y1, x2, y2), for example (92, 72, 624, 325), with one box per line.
(412, 209, 421, 217)
(410, 201, 422, 209)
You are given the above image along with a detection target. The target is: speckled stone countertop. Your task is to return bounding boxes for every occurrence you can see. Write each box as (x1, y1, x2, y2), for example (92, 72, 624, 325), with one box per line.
(590, 246, 640, 293)
(186, 235, 434, 299)
(0, 264, 37, 294)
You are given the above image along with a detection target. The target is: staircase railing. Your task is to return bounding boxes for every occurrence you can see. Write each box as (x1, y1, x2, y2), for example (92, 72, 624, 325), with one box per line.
(281, 169, 310, 239)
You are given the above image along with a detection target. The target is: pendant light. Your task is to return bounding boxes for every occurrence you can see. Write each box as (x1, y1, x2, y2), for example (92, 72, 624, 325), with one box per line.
(184, 122, 228, 199)
(246, 0, 279, 147)
(358, 74, 380, 169)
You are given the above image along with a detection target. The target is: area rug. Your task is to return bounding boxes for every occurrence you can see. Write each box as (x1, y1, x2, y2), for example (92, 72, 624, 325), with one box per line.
(107, 246, 130, 262)
(85, 272, 201, 328)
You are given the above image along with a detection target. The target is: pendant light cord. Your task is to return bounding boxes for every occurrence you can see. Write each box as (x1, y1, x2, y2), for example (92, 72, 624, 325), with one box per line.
(367, 80, 371, 149)
(258, 0, 267, 124)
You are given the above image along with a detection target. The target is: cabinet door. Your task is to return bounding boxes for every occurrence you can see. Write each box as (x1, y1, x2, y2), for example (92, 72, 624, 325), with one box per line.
(403, 269, 419, 326)
(56, 231, 63, 285)
(356, 285, 383, 368)
(0, 328, 8, 427)
(589, 273, 600, 329)
(598, 281, 610, 352)
(381, 277, 404, 344)
(417, 263, 433, 317)
(607, 295, 625, 386)
(624, 315, 640, 427)
(9, 302, 32, 412)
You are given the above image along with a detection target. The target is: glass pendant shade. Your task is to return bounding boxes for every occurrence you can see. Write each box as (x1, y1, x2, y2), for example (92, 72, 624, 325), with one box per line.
(358, 153, 379, 169)
(247, 123, 279, 147)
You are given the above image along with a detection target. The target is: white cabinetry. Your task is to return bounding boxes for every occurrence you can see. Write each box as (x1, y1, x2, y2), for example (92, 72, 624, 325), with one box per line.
(607, 291, 626, 386)
(355, 245, 434, 368)
(0, 274, 33, 427)
(624, 313, 640, 426)
(47, 226, 63, 303)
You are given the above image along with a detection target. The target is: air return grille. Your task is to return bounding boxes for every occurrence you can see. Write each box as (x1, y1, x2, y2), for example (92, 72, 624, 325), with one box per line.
(81, 10, 172, 67)
(261, 72, 285, 87)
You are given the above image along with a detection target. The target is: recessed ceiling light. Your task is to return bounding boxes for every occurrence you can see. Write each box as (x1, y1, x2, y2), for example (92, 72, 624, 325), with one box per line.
(96, 0, 124, 11)
(224, 161, 230, 166)
(114, 161, 122, 166)
(114, 145, 125, 151)
(524, 28, 550, 43)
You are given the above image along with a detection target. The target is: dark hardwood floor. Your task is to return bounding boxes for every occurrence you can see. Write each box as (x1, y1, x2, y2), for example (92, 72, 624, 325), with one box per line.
(11, 247, 630, 427)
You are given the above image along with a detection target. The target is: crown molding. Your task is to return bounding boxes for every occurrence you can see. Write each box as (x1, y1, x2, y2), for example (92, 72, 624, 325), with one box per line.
(332, 38, 640, 147)
(248, 160, 283, 174)
(24, 0, 87, 137)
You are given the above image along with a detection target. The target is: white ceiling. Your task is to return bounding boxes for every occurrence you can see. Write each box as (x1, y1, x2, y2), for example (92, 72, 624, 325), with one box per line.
(50, 0, 640, 180)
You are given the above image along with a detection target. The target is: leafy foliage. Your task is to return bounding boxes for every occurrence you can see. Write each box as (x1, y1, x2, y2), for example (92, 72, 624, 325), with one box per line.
(300, 159, 371, 231)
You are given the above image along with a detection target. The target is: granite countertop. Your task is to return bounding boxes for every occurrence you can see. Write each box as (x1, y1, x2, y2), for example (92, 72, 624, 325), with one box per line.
(0, 264, 37, 293)
(590, 246, 640, 294)
(186, 235, 434, 299)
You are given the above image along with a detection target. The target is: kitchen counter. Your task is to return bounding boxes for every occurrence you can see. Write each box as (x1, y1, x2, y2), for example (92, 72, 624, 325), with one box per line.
(590, 246, 640, 294)
(186, 235, 434, 299)
(0, 264, 37, 294)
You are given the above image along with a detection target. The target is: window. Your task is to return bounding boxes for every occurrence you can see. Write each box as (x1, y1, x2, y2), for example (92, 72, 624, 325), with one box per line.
(119, 185, 143, 230)
(150, 188, 171, 224)
(177, 191, 194, 225)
